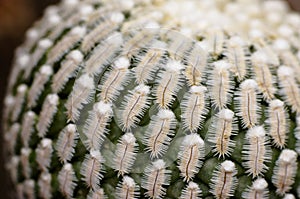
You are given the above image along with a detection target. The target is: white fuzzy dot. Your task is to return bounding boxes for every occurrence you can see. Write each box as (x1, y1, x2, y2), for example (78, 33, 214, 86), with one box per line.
(38, 39, 53, 49)
(253, 178, 268, 191)
(279, 149, 297, 163)
(221, 160, 235, 172)
(157, 109, 175, 120)
(114, 57, 130, 69)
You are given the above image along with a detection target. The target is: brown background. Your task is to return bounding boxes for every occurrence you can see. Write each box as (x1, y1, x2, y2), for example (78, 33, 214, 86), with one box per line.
(0, 0, 299, 198)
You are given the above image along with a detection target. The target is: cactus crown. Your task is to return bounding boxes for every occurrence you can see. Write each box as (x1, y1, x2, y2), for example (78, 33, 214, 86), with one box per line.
(3, 0, 300, 198)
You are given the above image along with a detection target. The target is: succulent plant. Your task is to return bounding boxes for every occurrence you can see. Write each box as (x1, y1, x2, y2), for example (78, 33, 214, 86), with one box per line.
(3, 0, 300, 198)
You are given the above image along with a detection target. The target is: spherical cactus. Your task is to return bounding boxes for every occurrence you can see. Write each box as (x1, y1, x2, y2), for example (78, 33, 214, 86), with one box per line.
(3, 0, 300, 198)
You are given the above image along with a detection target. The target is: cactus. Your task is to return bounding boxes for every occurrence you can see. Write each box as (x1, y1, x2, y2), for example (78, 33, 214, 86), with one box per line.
(3, 0, 300, 198)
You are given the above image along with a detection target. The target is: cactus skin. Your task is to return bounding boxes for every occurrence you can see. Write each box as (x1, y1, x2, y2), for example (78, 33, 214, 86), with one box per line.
(3, 0, 300, 198)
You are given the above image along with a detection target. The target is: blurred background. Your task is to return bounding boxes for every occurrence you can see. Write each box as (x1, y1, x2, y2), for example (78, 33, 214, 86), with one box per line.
(0, 0, 299, 198)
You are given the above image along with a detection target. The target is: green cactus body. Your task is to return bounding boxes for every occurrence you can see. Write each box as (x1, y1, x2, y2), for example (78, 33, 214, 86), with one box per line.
(3, 0, 300, 198)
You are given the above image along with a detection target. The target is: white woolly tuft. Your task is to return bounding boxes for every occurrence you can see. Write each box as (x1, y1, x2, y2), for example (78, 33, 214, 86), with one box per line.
(214, 60, 231, 71)
(284, 194, 296, 199)
(68, 50, 84, 63)
(110, 12, 125, 23)
(278, 66, 294, 78)
(221, 160, 235, 172)
(253, 178, 268, 191)
(219, 109, 234, 121)
(251, 51, 268, 64)
(273, 39, 290, 51)
(270, 99, 284, 108)
(70, 26, 87, 36)
(114, 56, 130, 69)
(38, 39, 53, 49)
(40, 65, 53, 75)
(165, 60, 184, 72)
(240, 79, 257, 90)
(190, 86, 207, 94)
(247, 126, 265, 138)
(79, 4, 94, 16)
(157, 109, 175, 120)
(279, 149, 297, 163)
(94, 101, 113, 115)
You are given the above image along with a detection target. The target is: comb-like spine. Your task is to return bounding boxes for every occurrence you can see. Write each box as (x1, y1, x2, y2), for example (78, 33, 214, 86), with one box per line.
(266, 99, 288, 148)
(277, 66, 300, 113)
(177, 133, 205, 182)
(36, 94, 59, 137)
(84, 32, 123, 76)
(242, 126, 271, 177)
(87, 188, 107, 199)
(98, 56, 130, 103)
(27, 65, 53, 108)
(55, 124, 78, 163)
(20, 148, 31, 179)
(11, 84, 27, 121)
(272, 149, 298, 195)
(65, 74, 95, 122)
(46, 26, 86, 65)
(20, 111, 36, 147)
(251, 51, 276, 101)
(38, 172, 52, 199)
(58, 163, 77, 198)
(83, 101, 113, 150)
(51, 50, 83, 93)
(143, 109, 176, 158)
(116, 176, 139, 199)
(180, 182, 202, 199)
(210, 160, 237, 199)
(208, 60, 232, 110)
(36, 138, 53, 171)
(184, 43, 207, 86)
(181, 86, 207, 132)
(242, 178, 269, 199)
(134, 42, 165, 84)
(142, 159, 170, 199)
(113, 133, 138, 176)
(225, 36, 248, 81)
(155, 60, 184, 109)
(81, 12, 124, 53)
(120, 84, 150, 131)
(208, 109, 236, 158)
(236, 79, 260, 128)
(80, 150, 104, 189)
